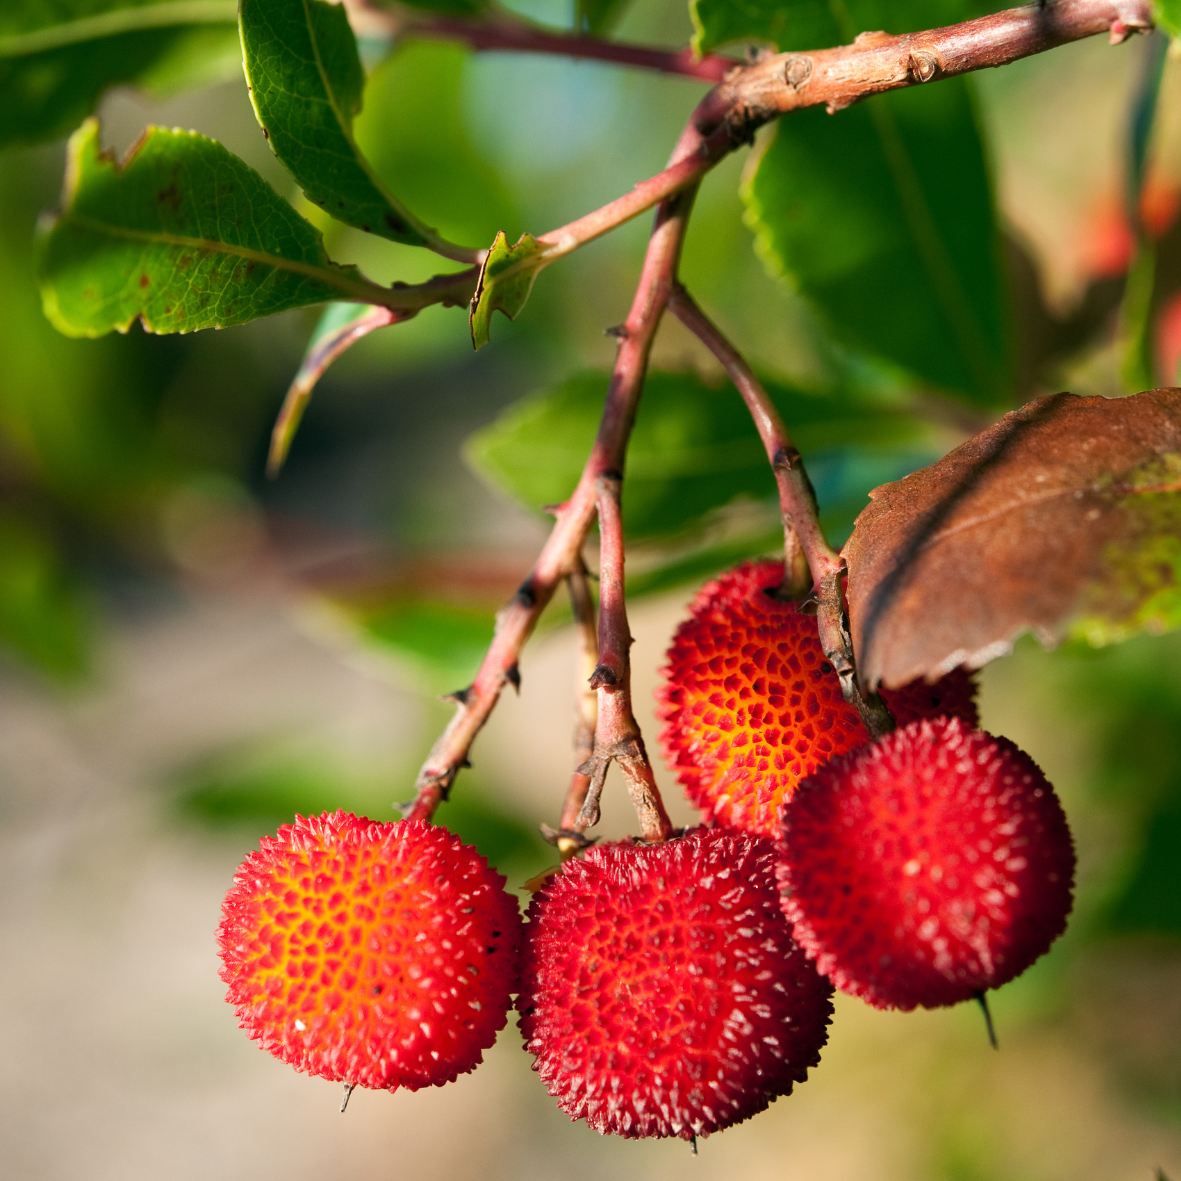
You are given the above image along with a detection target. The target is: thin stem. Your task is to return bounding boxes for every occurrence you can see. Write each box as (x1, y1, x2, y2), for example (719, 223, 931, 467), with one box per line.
(535, 124, 733, 259)
(668, 286, 833, 597)
(541, 558, 599, 855)
(405, 138, 701, 821)
(693, 0, 1152, 130)
(669, 285, 893, 740)
(347, 1, 736, 82)
(577, 474, 673, 843)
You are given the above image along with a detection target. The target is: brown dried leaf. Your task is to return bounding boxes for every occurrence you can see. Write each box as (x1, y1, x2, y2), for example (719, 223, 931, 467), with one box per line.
(843, 389, 1181, 690)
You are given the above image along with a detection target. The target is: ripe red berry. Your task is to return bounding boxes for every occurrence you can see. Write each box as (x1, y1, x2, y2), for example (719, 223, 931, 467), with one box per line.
(517, 827, 833, 1141)
(218, 812, 523, 1090)
(657, 559, 978, 837)
(776, 717, 1075, 1010)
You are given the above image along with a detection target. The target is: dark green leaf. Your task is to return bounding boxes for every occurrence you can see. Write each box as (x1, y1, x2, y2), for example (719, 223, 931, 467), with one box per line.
(469, 230, 548, 348)
(240, 0, 469, 256)
(395, 0, 489, 14)
(37, 118, 391, 338)
(466, 369, 929, 542)
(0, 512, 91, 679)
(690, 0, 993, 57)
(0, 1, 238, 148)
(353, 41, 520, 249)
(577, 0, 633, 34)
(1107, 806, 1181, 936)
(746, 77, 1008, 405)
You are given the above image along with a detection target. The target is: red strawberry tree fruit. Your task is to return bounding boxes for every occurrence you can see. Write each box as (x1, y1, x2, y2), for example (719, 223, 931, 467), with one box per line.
(17, 0, 1181, 1146)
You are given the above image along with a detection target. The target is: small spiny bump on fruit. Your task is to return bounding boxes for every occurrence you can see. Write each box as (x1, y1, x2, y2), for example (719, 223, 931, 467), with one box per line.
(517, 827, 834, 1141)
(776, 716, 1076, 1010)
(217, 812, 523, 1091)
(656, 559, 978, 837)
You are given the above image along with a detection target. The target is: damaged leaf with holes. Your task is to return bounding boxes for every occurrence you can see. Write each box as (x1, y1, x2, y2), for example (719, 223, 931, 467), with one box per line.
(36, 119, 389, 337)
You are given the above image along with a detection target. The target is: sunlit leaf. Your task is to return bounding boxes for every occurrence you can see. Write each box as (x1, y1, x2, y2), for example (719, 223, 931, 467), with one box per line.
(843, 388, 1181, 691)
(37, 119, 392, 338)
(240, 0, 470, 257)
(468, 230, 548, 348)
(0, 0, 238, 148)
(466, 369, 930, 542)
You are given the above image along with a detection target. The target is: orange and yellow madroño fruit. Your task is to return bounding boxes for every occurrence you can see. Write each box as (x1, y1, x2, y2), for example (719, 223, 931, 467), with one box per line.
(218, 812, 522, 1091)
(777, 717, 1075, 1010)
(517, 827, 833, 1141)
(657, 560, 978, 837)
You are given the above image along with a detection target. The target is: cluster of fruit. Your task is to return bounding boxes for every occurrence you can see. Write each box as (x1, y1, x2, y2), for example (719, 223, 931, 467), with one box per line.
(217, 560, 1075, 1142)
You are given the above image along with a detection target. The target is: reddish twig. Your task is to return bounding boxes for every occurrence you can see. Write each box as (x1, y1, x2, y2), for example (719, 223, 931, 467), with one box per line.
(540, 558, 600, 855)
(668, 285, 831, 598)
(347, 1, 736, 82)
(575, 474, 673, 843)
(405, 146, 701, 821)
(669, 285, 894, 740)
(694, 0, 1152, 129)
(343, 1, 1149, 325)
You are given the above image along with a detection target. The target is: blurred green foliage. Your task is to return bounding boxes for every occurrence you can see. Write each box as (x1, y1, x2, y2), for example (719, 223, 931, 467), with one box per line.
(467, 368, 935, 542)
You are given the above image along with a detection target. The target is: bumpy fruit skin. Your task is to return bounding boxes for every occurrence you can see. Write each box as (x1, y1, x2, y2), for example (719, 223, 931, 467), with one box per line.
(517, 827, 833, 1141)
(218, 812, 523, 1090)
(776, 717, 1075, 1010)
(657, 559, 978, 836)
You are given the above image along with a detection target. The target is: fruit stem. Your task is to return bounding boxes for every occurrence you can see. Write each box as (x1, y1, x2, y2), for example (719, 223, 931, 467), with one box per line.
(577, 473, 674, 843)
(542, 559, 601, 856)
(404, 160, 699, 822)
(668, 284, 835, 598)
(340, 1083, 354, 1112)
(668, 285, 895, 740)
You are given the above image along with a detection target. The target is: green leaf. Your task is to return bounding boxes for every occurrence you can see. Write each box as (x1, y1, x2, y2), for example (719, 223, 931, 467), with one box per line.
(0, 1, 238, 148)
(1154, 0, 1181, 38)
(395, 0, 489, 14)
(577, 0, 633, 34)
(745, 77, 1008, 406)
(466, 369, 929, 542)
(0, 512, 91, 680)
(37, 119, 391, 338)
(268, 301, 398, 475)
(468, 229, 548, 348)
(353, 600, 497, 694)
(690, 0, 992, 57)
(240, 0, 467, 256)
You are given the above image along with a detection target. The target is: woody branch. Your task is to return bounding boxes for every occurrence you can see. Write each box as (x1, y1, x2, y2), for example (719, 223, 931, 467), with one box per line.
(404, 159, 700, 821)
(575, 473, 673, 843)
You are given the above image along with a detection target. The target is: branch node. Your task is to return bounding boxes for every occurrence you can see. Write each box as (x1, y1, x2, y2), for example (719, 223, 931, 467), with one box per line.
(514, 582, 537, 608)
(604, 323, 629, 338)
(908, 49, 939, 82)
(784, 54, 814, 88)
(589, 663, 618, 689)
(441, 686, 471, 706)
(505, 663, 521, 693)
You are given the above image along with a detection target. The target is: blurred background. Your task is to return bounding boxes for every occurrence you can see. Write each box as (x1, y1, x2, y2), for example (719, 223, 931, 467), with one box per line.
(1, 0, 1180, 1177)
